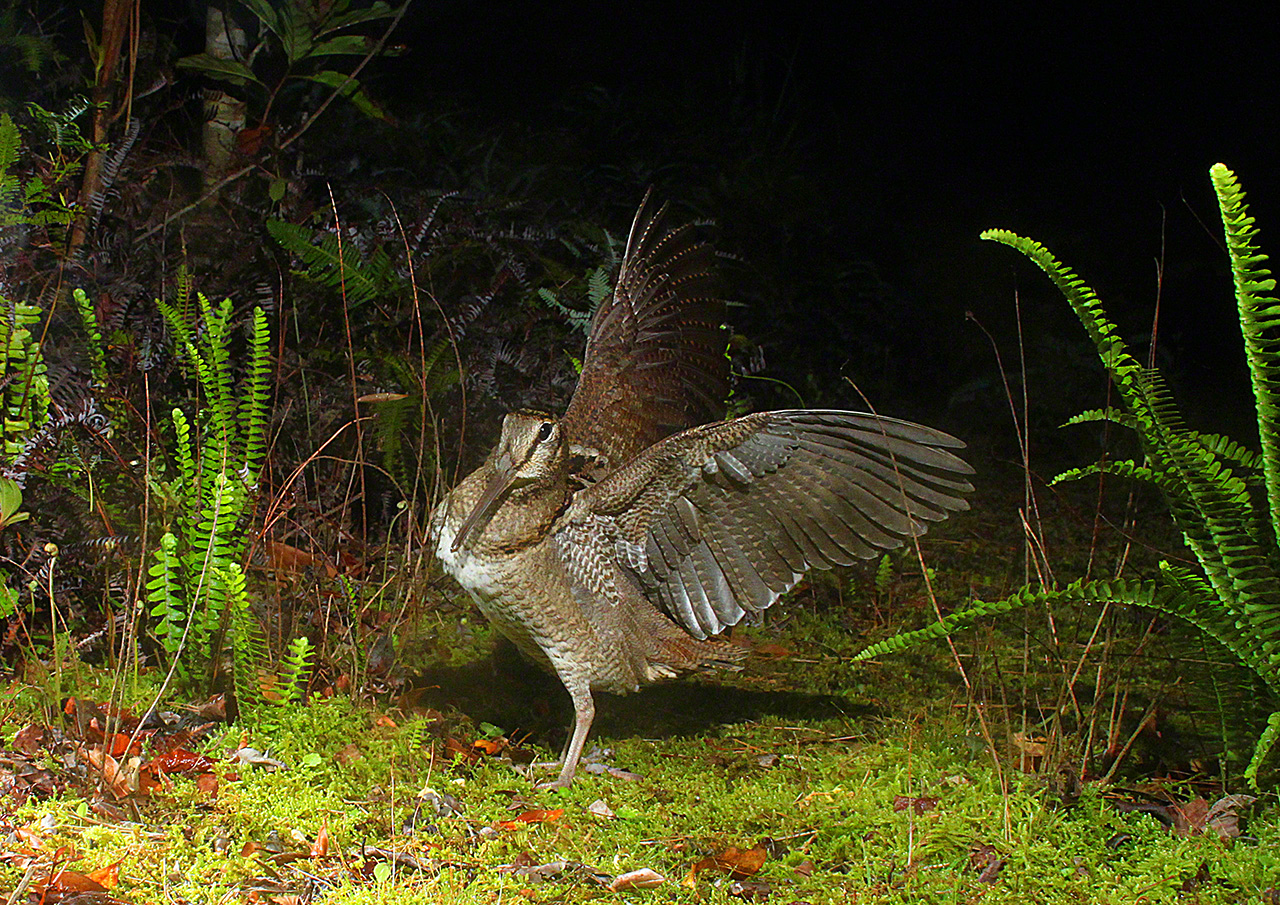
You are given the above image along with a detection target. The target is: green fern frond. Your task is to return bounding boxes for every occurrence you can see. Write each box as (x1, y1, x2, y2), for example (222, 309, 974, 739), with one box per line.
(1246, 711, 1280, 788)
(1062, 407, 1138, 430)
(72, 289, 107, 388)
(1053, 459, 1173, 491)
(147, 532, 186, 656)
(267, 219, 398, 307)
(222, 562, 269, 718)
(171, 409, 196, 501)
(239, 306, 271, 486)
(1191, 431, 1265, 472)
(852, 592, 1031, 662)
(1213, 164, 1280, 545)
(277, 636, 314, 705)
(0, 113, 19, 221)
(151, 296, 273, 694)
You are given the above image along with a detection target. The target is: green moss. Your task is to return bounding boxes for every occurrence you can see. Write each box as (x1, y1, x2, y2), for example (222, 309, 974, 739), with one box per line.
(5, 597, 1280, 904)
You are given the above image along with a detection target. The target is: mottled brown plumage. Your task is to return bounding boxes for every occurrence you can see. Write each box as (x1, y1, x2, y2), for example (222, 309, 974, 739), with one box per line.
(432, 195, 974, 787)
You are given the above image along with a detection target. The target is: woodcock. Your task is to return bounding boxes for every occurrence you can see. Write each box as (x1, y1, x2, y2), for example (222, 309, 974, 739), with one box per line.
(431, 194, 974, 788)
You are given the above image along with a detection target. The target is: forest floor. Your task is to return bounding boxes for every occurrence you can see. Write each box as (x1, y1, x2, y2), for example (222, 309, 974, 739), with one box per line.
(2, 461, 1278, 904)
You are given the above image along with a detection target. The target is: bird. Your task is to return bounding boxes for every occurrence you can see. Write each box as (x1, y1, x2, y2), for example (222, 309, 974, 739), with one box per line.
(431, 194, 974, 788)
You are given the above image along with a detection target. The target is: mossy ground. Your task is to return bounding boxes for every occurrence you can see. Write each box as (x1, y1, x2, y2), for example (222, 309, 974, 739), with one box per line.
(4, 527, 1279, 904)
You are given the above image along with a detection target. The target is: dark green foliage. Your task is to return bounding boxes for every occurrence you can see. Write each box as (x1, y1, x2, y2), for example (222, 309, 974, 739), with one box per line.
(857, 165, 1280, 787)
(176, 0, 397, 127)
(267, 218, 401, 309)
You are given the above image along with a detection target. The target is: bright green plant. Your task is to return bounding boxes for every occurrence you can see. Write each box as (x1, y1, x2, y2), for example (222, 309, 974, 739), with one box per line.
(72, 287, 107, 388)
(0, 475, 27, 529)
(0, 114, 53, 465)
(147, 294, 271, 694)
(0, 294, 49, 463)
(856, 164, 1280, 787)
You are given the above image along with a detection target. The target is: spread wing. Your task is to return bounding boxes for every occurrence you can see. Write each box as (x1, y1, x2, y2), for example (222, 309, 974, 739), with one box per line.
(560, 191, 729, 467)
(572, 410, 974, 639)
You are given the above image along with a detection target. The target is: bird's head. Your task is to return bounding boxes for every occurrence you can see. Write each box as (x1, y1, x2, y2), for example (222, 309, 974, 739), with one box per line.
(451, 411, 566, 552)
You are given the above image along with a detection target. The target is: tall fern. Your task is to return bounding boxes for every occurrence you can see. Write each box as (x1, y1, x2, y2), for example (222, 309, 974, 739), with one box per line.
(857, 165, 1280, 786)
(149, 296, 272, 694)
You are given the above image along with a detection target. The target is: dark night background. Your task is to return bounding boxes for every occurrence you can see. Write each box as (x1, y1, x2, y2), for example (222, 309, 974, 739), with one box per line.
(381, 4, 1280, 450)
(7, 2, 1280, 465)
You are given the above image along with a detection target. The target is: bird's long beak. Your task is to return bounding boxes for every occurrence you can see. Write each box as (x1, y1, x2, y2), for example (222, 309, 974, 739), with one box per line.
(451, 459, 515, 553)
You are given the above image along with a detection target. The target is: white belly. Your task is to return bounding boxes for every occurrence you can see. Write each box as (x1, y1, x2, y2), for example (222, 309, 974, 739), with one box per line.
(432, 511, 504, 601)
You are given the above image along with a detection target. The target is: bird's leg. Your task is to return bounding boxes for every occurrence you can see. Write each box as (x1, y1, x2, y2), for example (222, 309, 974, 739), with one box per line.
(534, 685, 595, 790)
(530, 733, 571, 771)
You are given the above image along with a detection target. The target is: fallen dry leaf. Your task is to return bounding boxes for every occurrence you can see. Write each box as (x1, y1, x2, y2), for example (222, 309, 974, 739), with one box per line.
(473, 737, 507, 756)
(153, 748, 217, 774)
(312, 816, 330, 858)
(196, 772, 220, 797)
(1207, 794, 1256, 841)
(1111, 795, 1255, 840)
(969, 843, 1004, 884)
(445, 737, 480, 763)
(728, 878, 773, 900)
(80, 745, 142, 799)
(13, 723, 47, 755)
(86, 857, 124, 889)
(335, 743, 365, 765)
(892, 795, 939, 814)
(263, 540, 316, 574)
(687, 844, 768, 885)
(610, 868, 666, 891)
(587, 799, 615, 820)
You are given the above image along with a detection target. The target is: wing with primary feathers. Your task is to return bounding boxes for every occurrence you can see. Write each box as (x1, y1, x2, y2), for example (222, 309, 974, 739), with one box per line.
(560, 192, 729, 467)
(573, 410, 974, 639)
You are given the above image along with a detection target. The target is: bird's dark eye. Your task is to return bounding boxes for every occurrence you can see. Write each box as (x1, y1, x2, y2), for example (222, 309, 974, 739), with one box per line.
(537, 422, 555, 443)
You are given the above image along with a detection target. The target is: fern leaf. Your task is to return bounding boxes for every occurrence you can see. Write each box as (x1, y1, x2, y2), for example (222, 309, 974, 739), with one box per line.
(239, 306, 271, 486)
(1245, 711, 1280, 789)
(267, 219, 397, 307)
(1062, 407, 1138, 430)
(1213, 164, 1280, 548)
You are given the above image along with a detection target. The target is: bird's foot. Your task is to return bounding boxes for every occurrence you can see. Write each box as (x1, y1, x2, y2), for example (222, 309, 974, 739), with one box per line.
(533, 776, 572, 791)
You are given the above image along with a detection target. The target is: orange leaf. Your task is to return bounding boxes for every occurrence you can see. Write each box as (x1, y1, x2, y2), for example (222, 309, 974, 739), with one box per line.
(496, 808, 564, 830)
(108, 732, 144, 758)
(714, 845, 766, 879)
(264, 540, 316, 574)
(196, 772, 220, 797)
(87, 858, 124, 889)
(473, 737, 507, 756)
(515, 808, 563, 824)
(688, 845, 768, 883)
(40, 868, 107, 895)
(311, 816, 330, 858)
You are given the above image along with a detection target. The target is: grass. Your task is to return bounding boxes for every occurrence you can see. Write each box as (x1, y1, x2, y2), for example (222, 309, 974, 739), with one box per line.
(4, 531, 1280, 904)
